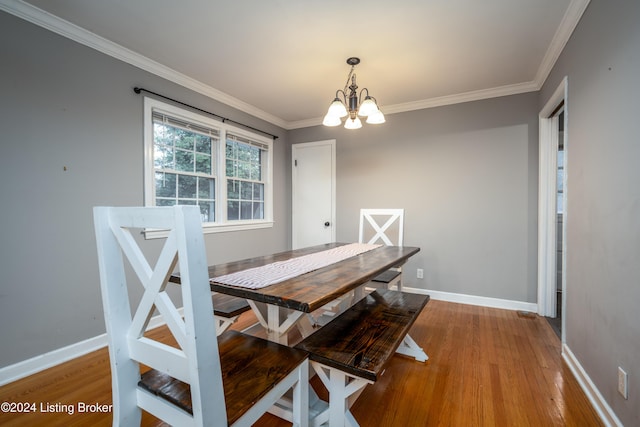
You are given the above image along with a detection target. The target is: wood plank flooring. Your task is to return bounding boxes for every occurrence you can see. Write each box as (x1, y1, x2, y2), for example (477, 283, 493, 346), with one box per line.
(0, 300, 603, 426)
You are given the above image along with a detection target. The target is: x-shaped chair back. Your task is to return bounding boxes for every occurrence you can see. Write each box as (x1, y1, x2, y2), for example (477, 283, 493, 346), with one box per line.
(94, 206, 225, 426)
(359, 208, 405, 246)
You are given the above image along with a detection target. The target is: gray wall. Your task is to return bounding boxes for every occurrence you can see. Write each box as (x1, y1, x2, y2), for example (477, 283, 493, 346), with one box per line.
(290, 93, 540, 303)
(540, 0, 640, 424)
(0, 11, 291, 368)
(3, 3, 639, 424)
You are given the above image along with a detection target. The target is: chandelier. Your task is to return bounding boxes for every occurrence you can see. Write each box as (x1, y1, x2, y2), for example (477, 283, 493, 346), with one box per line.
(322, 57, 385, 129)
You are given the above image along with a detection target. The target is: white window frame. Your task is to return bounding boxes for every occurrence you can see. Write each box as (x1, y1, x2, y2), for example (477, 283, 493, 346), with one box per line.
(143, 97, 273, 238)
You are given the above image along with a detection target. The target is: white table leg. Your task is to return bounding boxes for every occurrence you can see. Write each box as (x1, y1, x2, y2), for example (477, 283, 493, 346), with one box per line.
(247, 301, 305, 344)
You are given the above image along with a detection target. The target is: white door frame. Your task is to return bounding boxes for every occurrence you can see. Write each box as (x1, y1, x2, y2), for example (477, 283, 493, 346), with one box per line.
(291, 140, 336, 248)
(537, 77, 568, 330)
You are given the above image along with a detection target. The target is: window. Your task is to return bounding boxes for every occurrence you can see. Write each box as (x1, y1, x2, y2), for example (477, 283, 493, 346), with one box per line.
(144, 98, 273, 237)
(225, 134, 268, 221)
(152, 111, 218, 221)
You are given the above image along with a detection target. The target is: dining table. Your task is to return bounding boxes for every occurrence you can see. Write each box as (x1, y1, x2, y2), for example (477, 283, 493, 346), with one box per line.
(170, 242, 421, 346)
(170, 241, 425, 426)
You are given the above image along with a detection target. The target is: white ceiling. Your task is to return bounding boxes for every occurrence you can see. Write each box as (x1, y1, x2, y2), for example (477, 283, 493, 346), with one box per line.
(3, 0, 589, 129)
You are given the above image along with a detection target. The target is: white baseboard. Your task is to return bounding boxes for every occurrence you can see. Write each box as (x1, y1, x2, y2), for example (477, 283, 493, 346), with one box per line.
(0, 334, 107, 387)
(403, 286, 538, 313)
(562, 344, 623, 427)
(0, 309, 181, 387)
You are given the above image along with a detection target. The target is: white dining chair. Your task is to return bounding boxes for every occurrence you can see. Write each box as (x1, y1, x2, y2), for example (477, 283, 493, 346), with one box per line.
(359, 208, 405, 291)
(309, 208, 406, 326)
(94, 205, 308, 427)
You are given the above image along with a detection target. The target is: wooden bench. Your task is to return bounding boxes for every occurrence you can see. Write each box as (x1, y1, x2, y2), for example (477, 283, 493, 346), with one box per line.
(211, 293, 251, 335)
(295, 288, 430, 426)
(138, 330, 309, 425)
(370, 268, 401, 288)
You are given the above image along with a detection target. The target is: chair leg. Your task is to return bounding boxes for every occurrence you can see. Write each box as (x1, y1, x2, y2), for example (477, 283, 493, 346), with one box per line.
(292, 359, 309, 427)
(111, 364, 142, 426)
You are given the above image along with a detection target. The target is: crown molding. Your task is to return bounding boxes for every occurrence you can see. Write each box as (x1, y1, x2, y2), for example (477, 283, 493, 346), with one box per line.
(287, 80, 540, 130)
(2, 0, 589, 131)
(385, 81, 540, 114)
(0, 0, 288, 129)
(534, 0, 591, 87)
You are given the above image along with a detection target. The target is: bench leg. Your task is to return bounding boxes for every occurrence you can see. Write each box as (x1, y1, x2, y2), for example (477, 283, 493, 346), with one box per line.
(213, 315, 238, 336)
(310, 361, 371, 427)
(395, 333, 428, 362)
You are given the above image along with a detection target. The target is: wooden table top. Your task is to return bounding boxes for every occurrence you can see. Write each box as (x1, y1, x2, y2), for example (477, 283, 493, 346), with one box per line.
(171, 242, 420, 313)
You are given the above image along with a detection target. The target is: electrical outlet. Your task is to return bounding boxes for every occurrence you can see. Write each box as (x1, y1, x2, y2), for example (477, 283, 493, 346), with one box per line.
(417, 268, 424, 279)
(618, 367, 628, 399)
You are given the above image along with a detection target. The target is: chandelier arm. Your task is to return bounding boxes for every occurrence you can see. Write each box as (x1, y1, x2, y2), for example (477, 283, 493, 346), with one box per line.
(359, 87, 370, 100)
(335, 89, 347, 104)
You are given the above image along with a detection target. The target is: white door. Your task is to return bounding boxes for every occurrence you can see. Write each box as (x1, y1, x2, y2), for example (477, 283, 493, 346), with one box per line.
(292, 140, 336, 249)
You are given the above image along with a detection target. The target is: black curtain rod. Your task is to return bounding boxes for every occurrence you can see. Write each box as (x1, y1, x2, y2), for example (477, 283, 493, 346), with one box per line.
(133, 87, 278, 140)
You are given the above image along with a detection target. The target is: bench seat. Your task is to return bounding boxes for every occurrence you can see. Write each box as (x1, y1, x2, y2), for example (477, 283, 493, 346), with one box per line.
(211, 293, 251, 335)
(371, 269, 401, 285)
(212, 293, 250, 318)
(296, 289, 429, 382)
(139, 330, 308, 424)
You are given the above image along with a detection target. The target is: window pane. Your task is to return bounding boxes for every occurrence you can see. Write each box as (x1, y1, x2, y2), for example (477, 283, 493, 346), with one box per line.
(156, 172, 176, 198)
(226, 159, 236, 177)
(241, 181, 253, 200)
(240, 201, 253, 220)
(238, 145, 252, 162)
(178, 175, 197, 199)
(226, 140, 236, 159)
(175, 129, 195, 150)
(253, 183, 264, 201)
(238, 161, 251, 179)
(557, 169, 564, 191)
(227, 179, 239, 199)
(195, 135, 211, 153)
(227, 201, 239, 220)
(155, 145, 174, 169)
(253, 202, 264, 219)
(250, 147, 260, 163)
(195, 153, 211, 174)
(198, 177, 215, 199)
(251, 163, 261, 180)
(154, 123, 173, 146)
(557, 194, 563, 214)
(199, 202, 215, 222)
(175, 149, 194, 172)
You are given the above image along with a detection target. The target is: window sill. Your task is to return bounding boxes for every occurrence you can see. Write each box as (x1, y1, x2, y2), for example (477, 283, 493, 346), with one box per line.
(143, 220, 274, 239)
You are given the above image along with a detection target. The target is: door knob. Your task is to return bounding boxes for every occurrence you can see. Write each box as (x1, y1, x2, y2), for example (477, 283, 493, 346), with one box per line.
(324, 221, 331, 227)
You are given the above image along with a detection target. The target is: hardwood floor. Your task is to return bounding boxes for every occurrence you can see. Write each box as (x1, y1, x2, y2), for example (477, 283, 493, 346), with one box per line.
(0, 300, 603, 426)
